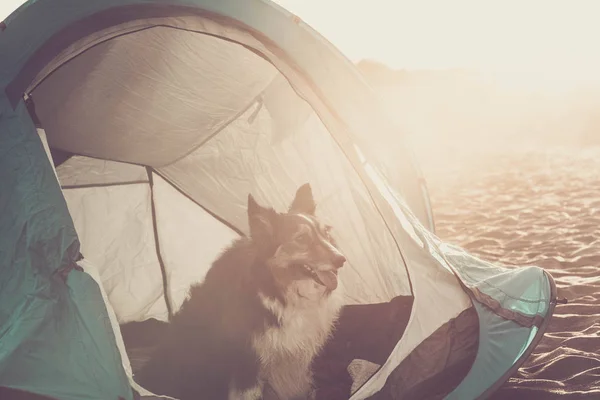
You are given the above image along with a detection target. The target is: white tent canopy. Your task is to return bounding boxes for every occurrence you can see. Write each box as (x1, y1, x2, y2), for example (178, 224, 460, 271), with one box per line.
(34, 18, 470, 398)
(30, 19, 469, 324)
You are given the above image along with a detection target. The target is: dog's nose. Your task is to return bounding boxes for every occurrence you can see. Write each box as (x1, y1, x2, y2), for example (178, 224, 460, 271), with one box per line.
(332, 255, 346, 269)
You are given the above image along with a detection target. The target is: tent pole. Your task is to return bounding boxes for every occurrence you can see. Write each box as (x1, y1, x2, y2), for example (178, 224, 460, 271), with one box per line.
(146, 167, 174, 321)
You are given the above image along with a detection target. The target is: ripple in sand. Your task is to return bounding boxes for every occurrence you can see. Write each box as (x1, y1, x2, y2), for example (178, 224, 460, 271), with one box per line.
(424, 148, 600, 399)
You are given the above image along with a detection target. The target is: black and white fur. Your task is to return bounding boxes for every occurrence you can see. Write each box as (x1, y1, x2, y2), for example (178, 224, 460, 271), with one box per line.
(137, 184, 345, 400)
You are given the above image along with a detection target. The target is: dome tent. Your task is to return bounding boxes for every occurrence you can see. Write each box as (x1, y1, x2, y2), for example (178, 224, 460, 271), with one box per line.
(0, 0, 557, 399)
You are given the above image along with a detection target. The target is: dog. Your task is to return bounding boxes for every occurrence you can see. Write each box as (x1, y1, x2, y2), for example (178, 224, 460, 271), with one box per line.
(136, 183, 346, 400)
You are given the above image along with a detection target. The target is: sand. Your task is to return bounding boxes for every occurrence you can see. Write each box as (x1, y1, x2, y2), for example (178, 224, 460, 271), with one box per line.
(422, 147, 600, 399)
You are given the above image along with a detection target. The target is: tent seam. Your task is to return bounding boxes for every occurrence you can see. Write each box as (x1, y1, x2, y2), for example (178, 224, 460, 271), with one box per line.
(157, 76, 276, 169)
(153, 169, 245, 237)
(61, 180, 149, 190)
(471, 271, 558, 400)
(146, 167, 174, 320)
(383, 186, 547, 327)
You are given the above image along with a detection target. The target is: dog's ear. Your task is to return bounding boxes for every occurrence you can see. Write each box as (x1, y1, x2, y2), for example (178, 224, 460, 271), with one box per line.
(248, 194, 276, 242)
(289, 183, 316, 215)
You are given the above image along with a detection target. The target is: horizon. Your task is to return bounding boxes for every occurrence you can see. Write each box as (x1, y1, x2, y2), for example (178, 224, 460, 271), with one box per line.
(275, 0, 600, 91)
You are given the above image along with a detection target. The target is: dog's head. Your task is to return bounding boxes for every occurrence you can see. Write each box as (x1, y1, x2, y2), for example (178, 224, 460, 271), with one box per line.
(247, 183, 345, 301)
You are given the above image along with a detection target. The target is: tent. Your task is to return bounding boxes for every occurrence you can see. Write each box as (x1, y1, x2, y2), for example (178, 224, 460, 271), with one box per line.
(0, 1, 557, 399)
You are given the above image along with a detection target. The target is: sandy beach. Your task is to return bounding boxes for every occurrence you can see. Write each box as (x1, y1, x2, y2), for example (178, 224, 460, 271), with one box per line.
(420, 146, 600, 399)
(358, 59, 600, 398)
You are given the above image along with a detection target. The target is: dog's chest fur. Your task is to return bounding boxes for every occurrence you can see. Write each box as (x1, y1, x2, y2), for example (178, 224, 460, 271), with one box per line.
(253, 291, 343, 398)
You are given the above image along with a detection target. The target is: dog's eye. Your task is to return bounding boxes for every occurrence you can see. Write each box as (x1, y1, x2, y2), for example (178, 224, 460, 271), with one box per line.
(295, 233, 312, 245)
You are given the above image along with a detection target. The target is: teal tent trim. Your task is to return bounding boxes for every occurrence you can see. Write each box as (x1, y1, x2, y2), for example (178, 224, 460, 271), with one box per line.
(0, 95, 133, 399)
(444, 253, 557, 399)
(479, 271, 557, 399)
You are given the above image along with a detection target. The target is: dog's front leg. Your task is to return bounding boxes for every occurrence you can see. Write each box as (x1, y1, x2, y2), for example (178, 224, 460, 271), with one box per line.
(229, 382, 263, 400)
(267, 372, 314, 400)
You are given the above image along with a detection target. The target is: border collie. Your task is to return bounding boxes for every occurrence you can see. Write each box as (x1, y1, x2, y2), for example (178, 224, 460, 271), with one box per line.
(137, 183, 345, 400)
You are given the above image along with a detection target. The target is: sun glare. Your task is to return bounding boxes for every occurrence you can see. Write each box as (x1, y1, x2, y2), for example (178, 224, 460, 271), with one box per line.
(0, 0, 25, 21)
(275, 0, 600, 92)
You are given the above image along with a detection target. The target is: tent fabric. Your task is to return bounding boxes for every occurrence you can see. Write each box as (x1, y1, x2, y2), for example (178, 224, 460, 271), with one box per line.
(158, 94, 414, 304)
(30, 18, 423, 307)
(62, 184, 168, 322)
(4, 2, 435, 233)
(57, 156, 148, 187)
(0, 100, 133, 400)
(76, 258, 173, 399)
(151, 173, 240, 315)
(24, 12, 465, 328)
(443, 246, 555, 399)
(374, 306, 480, 399)
(41, 130, 163, 399)
(0, 1, 557, 399)
(31, 28, 277, 167)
